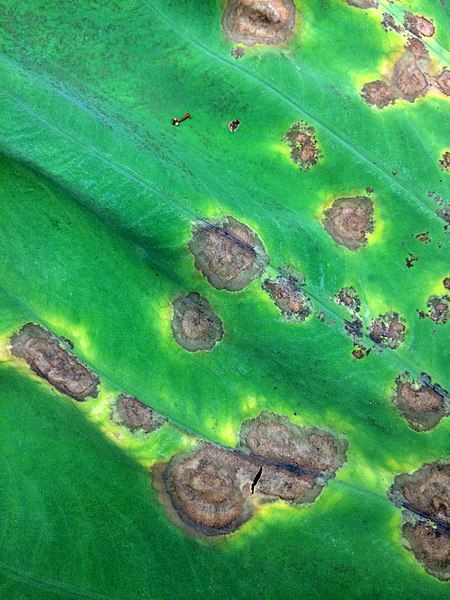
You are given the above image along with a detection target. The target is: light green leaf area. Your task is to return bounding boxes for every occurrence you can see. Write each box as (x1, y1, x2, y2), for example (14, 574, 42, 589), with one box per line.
(0, 0, 448, 598)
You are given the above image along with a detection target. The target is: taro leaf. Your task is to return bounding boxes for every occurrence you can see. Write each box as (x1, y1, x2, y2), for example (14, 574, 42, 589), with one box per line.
(0, 0, 449, 598)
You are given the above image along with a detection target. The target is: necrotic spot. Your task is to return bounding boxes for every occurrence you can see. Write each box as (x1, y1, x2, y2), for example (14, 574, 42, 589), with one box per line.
(188, 216, 268, 291)
(112, 394, 166, 433)
(322, 196, 374, 251)
(171, 292, 223, 351)
(262, 276, 311, 321)
(392, 375, 448, 432)
(222, 0, 296, 47)
(368, 312, 406, 349)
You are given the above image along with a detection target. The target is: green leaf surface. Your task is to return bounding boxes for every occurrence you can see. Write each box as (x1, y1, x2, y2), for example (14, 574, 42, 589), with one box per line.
(0, 0, 448, 598)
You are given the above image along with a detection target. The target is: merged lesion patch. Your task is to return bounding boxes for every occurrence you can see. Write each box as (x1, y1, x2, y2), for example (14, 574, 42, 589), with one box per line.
(152, 412, 347, 537)
(10, 322, 99, 401)
(389, 461, 450, 581)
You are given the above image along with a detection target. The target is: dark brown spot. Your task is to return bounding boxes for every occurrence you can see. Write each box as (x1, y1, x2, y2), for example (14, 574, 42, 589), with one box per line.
(222, 0, 296, 47)
(391, 53, 429, 102)
(283, 122, 321, 171)
(405, 253, 419, 268)
(322, 196, 374, 251)
(346, 0, 378, 8)
(113, 394, 166, 434)
(426, 295, 449, 325)
(436, 70, 450, 96)
(416, 231, 430, 243)
(404, 13, 435, 38)
(231, 47, 245, 58)
(368, 312, 406, 349)
(262, 276, 311, 321)
(392, 375, 448, 431)
(352, 347, 368, 359)
(10, 323, 99, 401)
(189, 216, 269, 292)
(444, 277, 450, 291)
(345, 317, 363, 342)
(402, 521, 449, 581)
(361, 80, 397, 108)
(228, 119, 241, 132)
(436, 204, 450, 228)
(171, 292, 223, 352)
(336, 287, 361, 314)
(440, 152, 450, 172)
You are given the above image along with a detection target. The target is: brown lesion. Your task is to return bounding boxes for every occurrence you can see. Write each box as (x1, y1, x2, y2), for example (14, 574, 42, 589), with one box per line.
(189, 216, 268, 292)
(389, 461, 450, 581)
(10, 323, 99, 401)
(112, 394, 166, 434)
(283, 122, 321, 171)
(391, 374, 448, 432)
(322, 196, 374, 251)
(171, 292, 224, 351)
(262, 276, 311, 322)
(153, 412, 347, 537)
(368, 311, 406, 349)
(222, 0, 296, 47)
(403, 13, 435, 38)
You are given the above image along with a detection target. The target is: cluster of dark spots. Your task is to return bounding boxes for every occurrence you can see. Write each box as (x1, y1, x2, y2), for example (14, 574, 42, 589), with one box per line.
(416, 231, 430, 243)
(344, 317, 364, 342)
(425, 295, 449, 325)
(388, 461, 449, 580)
(112, 394, 166, 434)
(440, 152, 450, 172)
(228, 119, 241, 132)
(368, 311, 406, 349)
(171, 292, 223, 352)
(189, 216, 269, 291)
(153, 412, 347, 537)
(222, 0, 296, 47)
(335, 287, 361, 315)
(322, 196, 374, 251)
(231, 47, 245, 58)
(381, 13, 401, 33)
(436, 204, 450, 231)
(405, 253, 419, 268)
(262, 276, 311, 322)
(10, 323, 99, 401)
(346, 0, 378, 8)
(391, 374, 448, 431)
(404, 13, 435, 38)
(283, 122, 321, 171)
